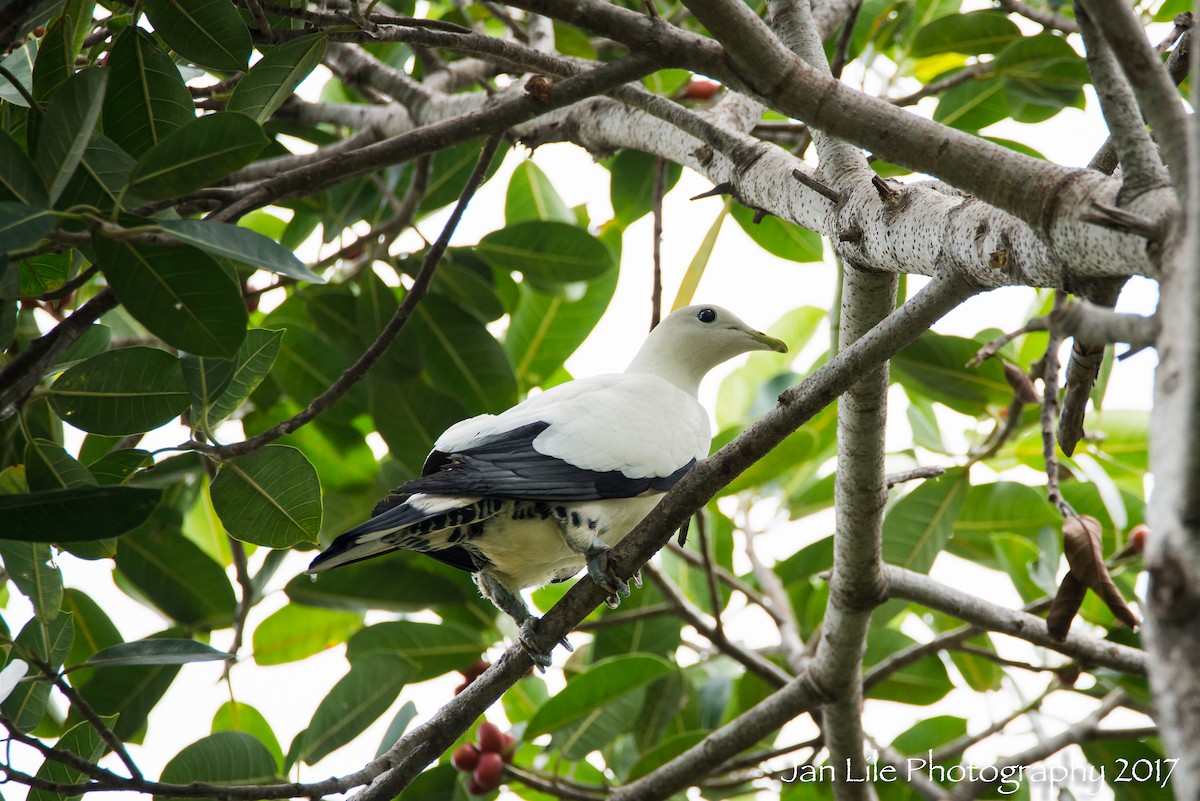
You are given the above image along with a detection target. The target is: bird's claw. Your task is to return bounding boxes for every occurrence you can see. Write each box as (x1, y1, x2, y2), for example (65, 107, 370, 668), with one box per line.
(586, 546, 632, 608)
(518, 617, 571, 671)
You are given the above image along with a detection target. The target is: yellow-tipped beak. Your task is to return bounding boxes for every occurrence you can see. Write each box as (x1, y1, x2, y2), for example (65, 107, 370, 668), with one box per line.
(749, 330, 788, 353)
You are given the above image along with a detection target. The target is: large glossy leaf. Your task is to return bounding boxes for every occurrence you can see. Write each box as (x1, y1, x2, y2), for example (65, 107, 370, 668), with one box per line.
(210, 445, 322, 548)
(995, 34, 1088, 121)
(20, 252, 73, 298)
(730, 203, 822, 262)
(115, 512, 237, 628)
(0, 541, 63, 620)
(295, 652, 412, 766)
(0, 202, 54, 251)
(94, 237, 248, 358)
(55, 133, 138, 213)
(286, 555, 467, 612)
(476, 221, 614, 285)
(409, 295, 518, 414)
(31, 14, 75, 103)
(48, 346, 190, 434)
(227, 34, 327, 124)
(142, 0, 253, 71)
(504, 268, 617, 390)
(526, 654, 673, 738)
(911, 11, 1020, 57)
(103, 28, 195, 157)
(0, 486, 162, 541)
(881, 469, 968, 574)
(890, 715, 968, 754)
(159, 731, 280, 794)
(0, 130, 49, 205)
(608, 149, 682, 226)
(933, 76, 1009, 131)
(128, 113, 268, 201)
(86, 639, 233, 667)
(252, 603, 363, 666)
(420, 138, 508, 211)
(28, 716, 112, 801)
(76, 630, 183, 741)
(61, 588, 123, 684)
(212, 701, 285, 773)
(25, 438, 95, 490)
(201, 328, 284, 427)
(34, 67, 107, 204)
(2, 612, 73, 732)
(346, 621, 486, 683)
(947, 481, 1059, 564)
(371, 374, 467, 476)
(158, 219, 324, 283)
(864, 628, 953, 705)
(505, 160, 574, 224)
(893, 332, 1011, 415)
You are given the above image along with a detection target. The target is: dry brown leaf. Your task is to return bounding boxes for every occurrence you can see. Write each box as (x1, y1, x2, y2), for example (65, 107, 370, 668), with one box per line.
(1047, 571, 1086, 641)
(1003, 361, 1041, 404)
(1061, 515, 1140, 632)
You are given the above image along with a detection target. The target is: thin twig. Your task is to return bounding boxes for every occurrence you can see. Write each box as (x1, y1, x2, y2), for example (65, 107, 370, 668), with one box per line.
(1041, 292, 1075, 518)
(651, 156, 666, 329)
(693, 511, 725, 639)
(224, 537, 254, 680)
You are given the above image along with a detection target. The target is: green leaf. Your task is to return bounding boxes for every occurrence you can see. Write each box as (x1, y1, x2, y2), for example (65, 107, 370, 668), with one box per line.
(158, 219, 324, 283)
(0, 131, 49, 205)
(948, 481, 1059, 564)
(609, 149, 682, 225)
(476, 221, 614, 285)
(252, 604, 363, 666)
(882, 469, 967, 574)
(409, 296, 518, 414)
(893, 333, 1011, 415)
(0, 40, 36, 107)
(0, 486, 162, 542)
(181, 352, 236, 434)
(227, 34, 327, 124)
(0, 541, 62, 620)
(103, 28, 195, 157)
(34, 68, 107, 204)
(212, 701, 285, 774)
(420, 138, 508, 212)
(31, 15, 75, 103)
(128, 113, 268, 201)
(346, 621, 486, 683)
(61, 589, 123, 687)
(627, 731, 708, 781)
(29, 716, 112, 801)
(865, 628, 953, 705)
(142, 0, 253, 71)
(210, 445, 323, 548)
(0, 203, 54, 252)
(526, 654, 673, 738)
(911, 11, 1020, 57)
(503, 268, 617, 389)
(505, 160, 574, 224)
(287, 552, 468, 613)
(673, 198, 730, 310)
(86, 639, 233, 667)
(203, 328, 284, 427)
(730, 203, 823, 262)
(158, 731, 280, 796)
(94, 237, 248, 358)
(933, 76, 1009, 131)
(890, 715, 967, 754)
(19, 253, 72, 298)
(2, 612, 73, 731)
(296, 652, 412, 765)
(115, 513, 237, 628)
(76, 629, 184, 741)
(25, 438, 95, 491)
(48, 346, 190, 434)
(376, 701, 418, 758)
(55, 132, 138, 213)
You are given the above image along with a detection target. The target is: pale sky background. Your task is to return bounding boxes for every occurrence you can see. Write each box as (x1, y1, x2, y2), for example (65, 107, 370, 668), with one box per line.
(2, 17, 1170, 800)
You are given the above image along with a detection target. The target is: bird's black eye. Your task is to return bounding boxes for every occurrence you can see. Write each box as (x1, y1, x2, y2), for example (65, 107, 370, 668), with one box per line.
(697, 308, 717, 323)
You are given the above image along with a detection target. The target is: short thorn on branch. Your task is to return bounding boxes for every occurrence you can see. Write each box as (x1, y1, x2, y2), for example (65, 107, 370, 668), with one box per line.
(792, 168, 841, 204)
(1078, 201, 1161, 241)
(690, 181, 734, 201)
(884, 466, 946, 488)
(871, 174, 902, 202)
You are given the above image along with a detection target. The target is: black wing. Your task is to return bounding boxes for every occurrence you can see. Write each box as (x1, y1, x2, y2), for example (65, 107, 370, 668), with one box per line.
(405, 421, 694, 501)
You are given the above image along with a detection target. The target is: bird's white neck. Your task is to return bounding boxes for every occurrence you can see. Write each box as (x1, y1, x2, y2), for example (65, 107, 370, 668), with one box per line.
(624, 340, 709, 396)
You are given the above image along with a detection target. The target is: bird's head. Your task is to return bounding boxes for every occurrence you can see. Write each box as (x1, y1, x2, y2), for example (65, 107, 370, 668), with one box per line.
(626, 305, 788, 394)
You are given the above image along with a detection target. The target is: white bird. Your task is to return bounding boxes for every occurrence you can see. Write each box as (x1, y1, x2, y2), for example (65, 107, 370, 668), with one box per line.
(308, 305, 787, 665)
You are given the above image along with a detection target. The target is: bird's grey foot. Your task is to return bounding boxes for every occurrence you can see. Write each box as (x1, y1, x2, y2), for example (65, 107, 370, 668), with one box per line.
(517, 617, 572, 671)
(585, 544, 630, 607)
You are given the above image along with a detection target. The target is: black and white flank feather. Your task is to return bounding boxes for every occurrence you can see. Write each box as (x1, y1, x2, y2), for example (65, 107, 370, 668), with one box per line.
(308, 304, 787, 665)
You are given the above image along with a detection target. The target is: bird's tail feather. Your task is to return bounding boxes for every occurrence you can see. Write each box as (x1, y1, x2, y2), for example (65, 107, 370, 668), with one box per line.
(307, 499, 445, 574)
